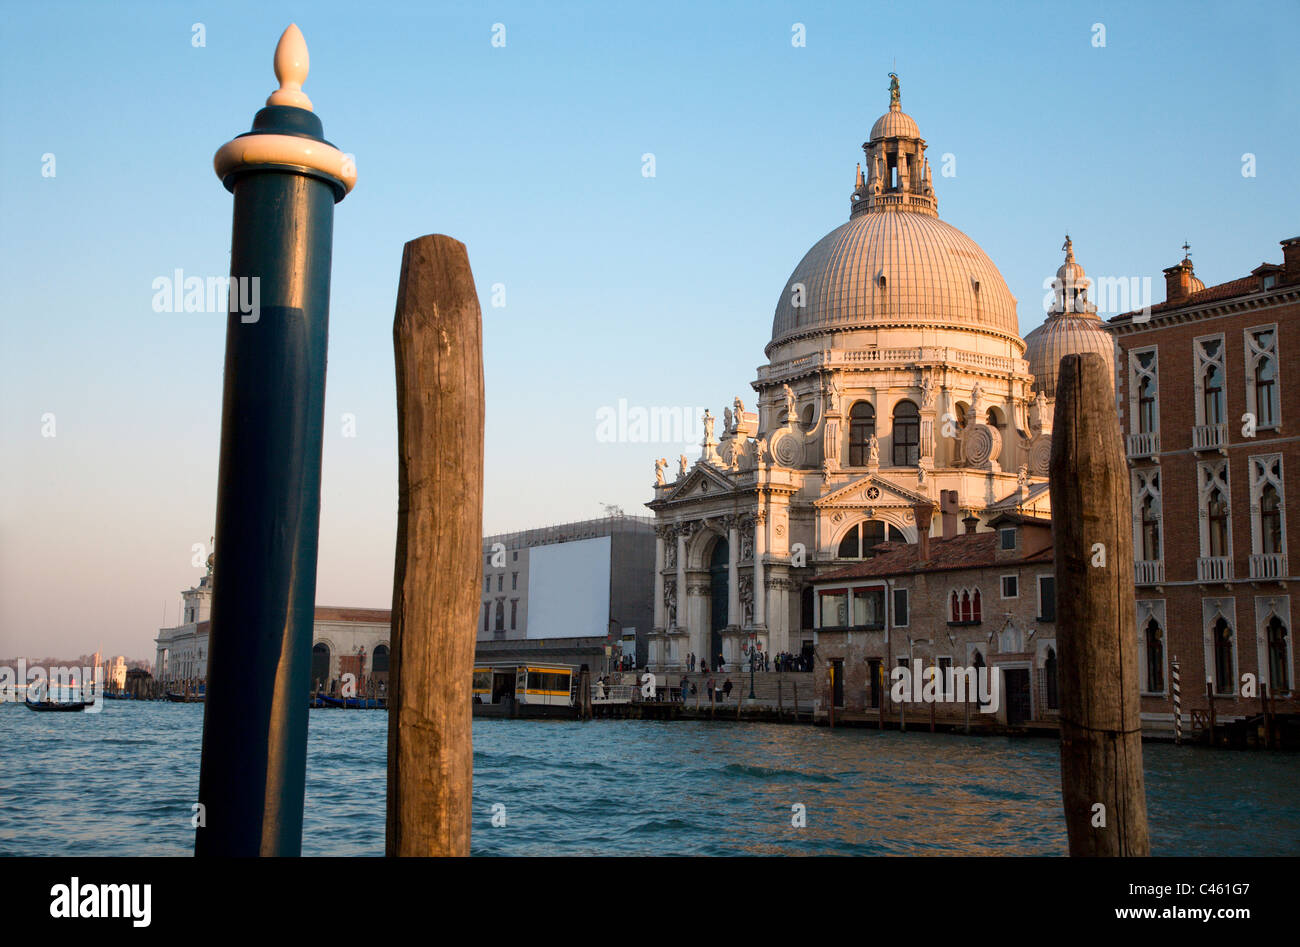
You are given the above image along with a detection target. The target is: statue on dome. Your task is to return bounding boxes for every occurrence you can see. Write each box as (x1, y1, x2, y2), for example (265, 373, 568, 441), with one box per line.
(888, 72, 900, 108)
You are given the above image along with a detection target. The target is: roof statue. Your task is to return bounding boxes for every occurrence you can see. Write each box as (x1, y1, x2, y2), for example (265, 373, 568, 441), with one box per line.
(888, 72, 900, 109)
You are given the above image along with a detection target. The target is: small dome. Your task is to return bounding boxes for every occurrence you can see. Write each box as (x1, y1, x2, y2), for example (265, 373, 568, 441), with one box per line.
(1024, 315, 1114, 400)
(870, 107, 920, 141)
(1189, 275, 1206, 293)
(1057, 260, 1086, 282)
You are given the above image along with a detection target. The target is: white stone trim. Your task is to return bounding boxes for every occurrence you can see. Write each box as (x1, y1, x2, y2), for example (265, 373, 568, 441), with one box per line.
(1192, 332, 1226, 427)
(1196, 459, 1231, 559)
(1127, 345, 1159, 436)
(1136, 599, 1168, 695)
(1201, 596, 1238, 694)
(214, 133, 356, 194)
(1254, 595, 1293, 695)
(1247, 453, 1286, 556)
(1243, 322, 1281, 431)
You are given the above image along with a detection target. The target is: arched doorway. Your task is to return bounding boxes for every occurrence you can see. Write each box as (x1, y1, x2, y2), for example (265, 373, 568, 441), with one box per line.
(311, 643, 331, 692)
(709, 538, 729, 669)
(372, 644, 390, 689)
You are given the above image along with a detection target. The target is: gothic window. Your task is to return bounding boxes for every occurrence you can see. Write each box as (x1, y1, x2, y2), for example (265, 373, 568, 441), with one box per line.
(1198, 462, 1231, 560)
(1133, 469, 1162, 562)
(1245, 326, 1279, 429)
(1129, 348, 1159, 435)
(837, 520, 906, 559)
(892, 400, 920, 466)
(1267, 617, 1291, 693)
(1145, 618, 1165, 692)
(848, 402, 875, 466)
(1249, 455, 1286, 558)
(1213, 617, 1234, 696)
(1195, 335, 1226, 426)
(950, 588, 981, 624)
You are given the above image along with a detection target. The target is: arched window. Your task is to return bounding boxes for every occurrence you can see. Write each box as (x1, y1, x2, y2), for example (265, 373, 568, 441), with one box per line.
(371, 644, 389, 674)
(1045, 647, 1059, 710)
(950, 591, 960, 622)
(985, 407, 1003, 431)
(892, 400, 920, 466)
(1141, 494, 1162, 561)
(1208, 488, 1229, 557)
(1253, 330, 1277, 426)
(1213, 618, 1234, 695)
(311, 643, 331, 690)
(848, 402, 875, 466)
(1138, 360, 1158, 433)
(1202, 344, 1225, 424)
(1261, 484, 1283, 555)
(837, 520, 906, 559)
(801, 403, 816, 432)
(1267, 617, 1290, 693)
(949, 588, 982, 624)
(1145, 619, 1164, 692)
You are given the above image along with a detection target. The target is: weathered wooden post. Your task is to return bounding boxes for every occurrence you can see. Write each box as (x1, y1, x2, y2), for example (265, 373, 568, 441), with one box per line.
(1207, 681, 1216, 746)
(1049, 352, 1150, 856)
(196, 24, 356, 856)
(386, 235, 484, 857)
(828, 665, 835, 728)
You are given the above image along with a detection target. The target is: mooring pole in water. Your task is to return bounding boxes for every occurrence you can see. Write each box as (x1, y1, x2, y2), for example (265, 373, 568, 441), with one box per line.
(196, 24, 354, 857)
(386, 234, 484, 857)
(1171, 657, 1181, 746)
(1049, 352, 1150, 857)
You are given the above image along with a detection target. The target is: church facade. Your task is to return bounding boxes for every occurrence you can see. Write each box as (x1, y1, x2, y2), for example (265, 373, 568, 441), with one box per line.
(645, 79, 1083, 674)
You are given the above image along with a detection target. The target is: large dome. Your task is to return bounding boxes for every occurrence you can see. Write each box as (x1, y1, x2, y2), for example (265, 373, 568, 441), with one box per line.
(1023, 314, 1114, 400)
(769, 210, 1021, 352)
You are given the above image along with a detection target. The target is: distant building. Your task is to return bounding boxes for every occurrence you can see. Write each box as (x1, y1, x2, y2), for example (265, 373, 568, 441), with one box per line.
(811, 500, 1058, 726)
(479, 514, 656, 669)
(1109, 236, 1300, 728)
(153, 513, 656, 686)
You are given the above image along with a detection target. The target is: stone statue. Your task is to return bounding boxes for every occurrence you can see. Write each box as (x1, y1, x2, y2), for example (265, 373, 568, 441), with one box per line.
(678, 454, 689, 478)
(733, 395, 746, 418)
(755, 437, 768, 466)
(782, 384, 796, 421)
(868, 434, 880, 467)
(723, 406, 734, 434)
(1031, 388, 1047, 434)
(703, 409, 715, 440)
(1018, 464, 1029, 488)
(825, 378, 840, 413)
(654, 457, 667, 485)
(918, 466, 927, 485)
(920, 373, 935, 408)
(969, 381, 985, 418)
(888, 72, 900, 108)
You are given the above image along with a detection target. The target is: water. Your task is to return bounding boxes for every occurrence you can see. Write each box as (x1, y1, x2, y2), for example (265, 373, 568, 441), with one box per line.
(1, 701, 1296, 856)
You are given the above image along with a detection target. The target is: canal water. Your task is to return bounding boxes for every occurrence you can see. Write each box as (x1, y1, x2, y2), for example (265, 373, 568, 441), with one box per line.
(1, 702, 1296, 856)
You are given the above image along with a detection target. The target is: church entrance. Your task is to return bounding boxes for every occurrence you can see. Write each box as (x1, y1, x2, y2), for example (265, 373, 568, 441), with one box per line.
(709, 538, 728, 669)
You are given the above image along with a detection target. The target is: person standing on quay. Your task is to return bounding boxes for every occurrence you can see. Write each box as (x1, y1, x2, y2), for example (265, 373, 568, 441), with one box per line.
(679, 674, 689, 702)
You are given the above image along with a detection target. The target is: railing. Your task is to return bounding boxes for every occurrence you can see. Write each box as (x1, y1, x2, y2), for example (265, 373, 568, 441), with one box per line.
(591, 684, 635, 704)
(1197, 556, 1232, 582)
(757, 346, 1028, 382)
(1249, 552, 1287, 580)
(1135, 560, 1165, 585)
(1126, 431, 1160, 460)
(1192, 423, 1227, 451)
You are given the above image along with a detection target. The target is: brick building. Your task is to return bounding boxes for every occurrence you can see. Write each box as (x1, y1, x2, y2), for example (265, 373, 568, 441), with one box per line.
(811, 493, 1058, 728)
(1110, 236, 1300, 732)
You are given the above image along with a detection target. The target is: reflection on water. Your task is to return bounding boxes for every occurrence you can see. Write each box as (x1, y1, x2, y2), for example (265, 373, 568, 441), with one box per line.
(1, 702, 1296, 856)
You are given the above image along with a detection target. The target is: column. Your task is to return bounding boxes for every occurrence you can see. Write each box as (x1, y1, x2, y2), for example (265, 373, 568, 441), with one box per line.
(676, 528, 687, 629)
(653, 533, 665, 629)
(754, 512, 766, 627)
(728, 522, 740, 628)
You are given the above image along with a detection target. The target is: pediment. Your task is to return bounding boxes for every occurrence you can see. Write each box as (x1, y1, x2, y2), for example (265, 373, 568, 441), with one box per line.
(815, 475, 931, 509)
(660, 463, 737, 503)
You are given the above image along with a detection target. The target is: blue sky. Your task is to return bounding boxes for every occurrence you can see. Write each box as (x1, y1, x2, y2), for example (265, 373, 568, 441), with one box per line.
(2, 0, 1297, 657)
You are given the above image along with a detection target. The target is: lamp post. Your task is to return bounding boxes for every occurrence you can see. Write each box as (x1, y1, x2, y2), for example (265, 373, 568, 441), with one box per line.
(195, 24, 355, 857)
(748, 632, 757, 700)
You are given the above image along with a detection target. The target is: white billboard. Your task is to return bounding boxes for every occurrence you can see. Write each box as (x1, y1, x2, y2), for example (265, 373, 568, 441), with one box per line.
(525, 535, 611, 639)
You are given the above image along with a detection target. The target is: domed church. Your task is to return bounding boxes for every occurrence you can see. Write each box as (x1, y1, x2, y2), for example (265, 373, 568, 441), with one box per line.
(646, 78, 1071, 673)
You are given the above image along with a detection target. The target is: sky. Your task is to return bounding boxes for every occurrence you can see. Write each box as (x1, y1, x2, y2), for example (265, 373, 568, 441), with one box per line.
(1, 0, 1297, 659)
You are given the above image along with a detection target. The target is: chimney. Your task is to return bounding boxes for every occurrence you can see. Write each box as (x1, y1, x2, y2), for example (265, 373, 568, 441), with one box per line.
(963, 513, 980, 535)
(913, 502, 935, 563)
(1163, 257, 1196, 307)
(940, 489, 960, 540)
(1282, 237, 1300, 285)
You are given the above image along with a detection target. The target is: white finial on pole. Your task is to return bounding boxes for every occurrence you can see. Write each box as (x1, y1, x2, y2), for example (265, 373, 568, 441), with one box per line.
(267, 23, 313, 111)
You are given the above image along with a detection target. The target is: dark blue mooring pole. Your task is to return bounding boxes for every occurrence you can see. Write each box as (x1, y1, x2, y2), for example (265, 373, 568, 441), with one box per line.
(196, 23, 355, 856)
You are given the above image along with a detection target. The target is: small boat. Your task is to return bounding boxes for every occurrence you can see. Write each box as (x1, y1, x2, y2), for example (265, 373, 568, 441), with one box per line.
(25, 696, 92, 712)
(317, 694, 386, 709)
(165, 691, 205, 703)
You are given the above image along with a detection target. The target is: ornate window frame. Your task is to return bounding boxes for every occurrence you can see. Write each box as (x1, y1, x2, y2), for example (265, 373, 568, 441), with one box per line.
(1197, 460, 1232, 559)
(1193, 333, 1227, 427)
(1132, 468, 1163, 563)
(1243, 323, 1281, 431)
(1248, 454, 1286, 557)
(1136, 599, 1168, 696)
(1128, 345, 1159, 435)
(1254, 595, 1293, 697)
(1201, 597, 1238, 696)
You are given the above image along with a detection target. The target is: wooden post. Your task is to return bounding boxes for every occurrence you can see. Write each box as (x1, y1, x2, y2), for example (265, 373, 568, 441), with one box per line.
(877, 665, 885, 730)
(929, 690, 936, 733)
(1207, 681, 1216, 746)
(777, 679, 783, 719)
(792, 681, 798, 721)
(828, 665, 835, 728)
(1049, 352, 1150, 856)
(963, 694, 971, 735)
(386, 234, 485, 857)
(1260, 682, 1272, 750)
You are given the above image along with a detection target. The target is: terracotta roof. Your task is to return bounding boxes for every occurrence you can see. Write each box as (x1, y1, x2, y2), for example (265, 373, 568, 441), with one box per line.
(1111, 275, 1264, 323)
(814, 531, 1052, 583)
(314, 607, 391, 623)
